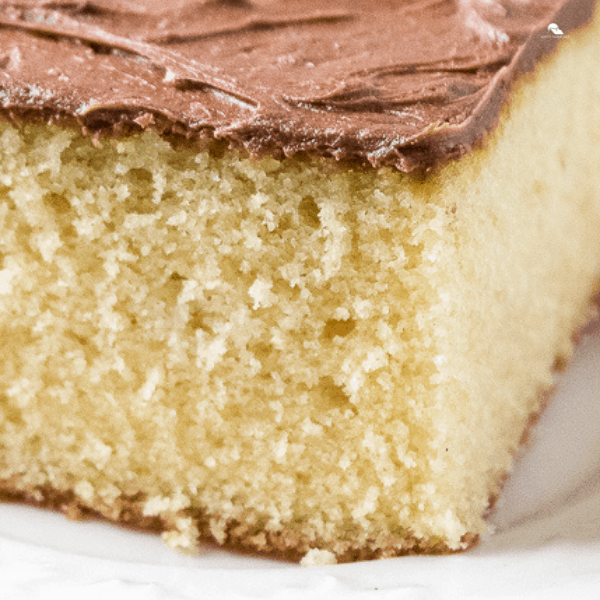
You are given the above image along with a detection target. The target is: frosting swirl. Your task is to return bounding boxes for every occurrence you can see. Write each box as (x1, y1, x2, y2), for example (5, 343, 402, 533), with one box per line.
(0, 0, 595, 171)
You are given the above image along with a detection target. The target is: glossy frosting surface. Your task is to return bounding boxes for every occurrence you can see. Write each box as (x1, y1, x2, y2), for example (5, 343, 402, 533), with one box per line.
(0, 0, 594, 170)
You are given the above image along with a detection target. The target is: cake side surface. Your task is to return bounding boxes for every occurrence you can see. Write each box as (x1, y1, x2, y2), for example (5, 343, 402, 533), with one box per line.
(0, 1, 599, 564)
(418, 9, 600, 540)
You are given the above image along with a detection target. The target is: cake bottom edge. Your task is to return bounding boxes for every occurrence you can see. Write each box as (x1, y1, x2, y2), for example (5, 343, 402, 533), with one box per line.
(1, 292, 597, 565)
(0, 480, 479, 564)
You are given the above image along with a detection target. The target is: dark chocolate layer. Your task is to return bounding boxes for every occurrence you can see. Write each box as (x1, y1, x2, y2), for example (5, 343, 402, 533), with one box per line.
(0, 0, 595, 171)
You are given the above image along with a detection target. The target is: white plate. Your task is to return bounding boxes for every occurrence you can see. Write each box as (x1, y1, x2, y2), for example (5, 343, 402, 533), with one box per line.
(1, 321, 600, 600)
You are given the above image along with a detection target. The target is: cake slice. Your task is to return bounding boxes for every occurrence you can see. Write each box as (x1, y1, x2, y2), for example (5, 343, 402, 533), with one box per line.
(0, 0, 599, 564)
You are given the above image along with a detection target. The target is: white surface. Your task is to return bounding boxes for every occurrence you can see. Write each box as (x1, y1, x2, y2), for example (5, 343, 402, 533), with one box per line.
(1, 321, 599, 600)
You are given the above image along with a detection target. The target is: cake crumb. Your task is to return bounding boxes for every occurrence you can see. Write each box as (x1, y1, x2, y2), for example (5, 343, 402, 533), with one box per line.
(301, 548, 338, 567)
(1, 12, 600, 559)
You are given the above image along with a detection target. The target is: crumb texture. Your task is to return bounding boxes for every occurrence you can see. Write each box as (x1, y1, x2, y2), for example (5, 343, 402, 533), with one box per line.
(0, 11, 600, 562)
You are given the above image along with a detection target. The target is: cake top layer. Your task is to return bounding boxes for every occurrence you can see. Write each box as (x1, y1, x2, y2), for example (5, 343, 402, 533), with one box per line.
(0, 0, 593, 171)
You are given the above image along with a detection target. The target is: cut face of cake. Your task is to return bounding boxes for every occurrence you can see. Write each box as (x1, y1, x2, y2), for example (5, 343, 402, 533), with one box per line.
(0, 0, 600, 564)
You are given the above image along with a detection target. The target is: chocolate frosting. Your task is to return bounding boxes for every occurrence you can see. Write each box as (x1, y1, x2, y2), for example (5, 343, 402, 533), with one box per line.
(0, 0, 595, 171)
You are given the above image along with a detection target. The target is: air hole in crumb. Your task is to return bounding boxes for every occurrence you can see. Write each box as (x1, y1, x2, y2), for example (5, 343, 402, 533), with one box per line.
(42, 193, 78, 242)
(129, 167, 153, 184)
(161, 191, 178, 204)
(65, 330, 100, 361)
(298, 196, 321, 228)
(318, 376, 353, 411)
(59, 223, 78, 241)
(252, 342, 272, 362)
(188, 310, 210, 331)
(388, 314, 401, 328)
(157, 272, 186, 305)
(167, 271, 185, 288)
(187, 301, 213, 332)
(322, 318, 356, 339)
(43, 192, 71, 214)
(0, 183, 11, 201)
(296, 472, 311, 486)
(124, 168, 157, 214)
(0, 392, 23, 425)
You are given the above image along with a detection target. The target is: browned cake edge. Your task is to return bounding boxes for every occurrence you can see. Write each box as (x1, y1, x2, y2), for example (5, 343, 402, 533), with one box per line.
(0, 480, 477, 563)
